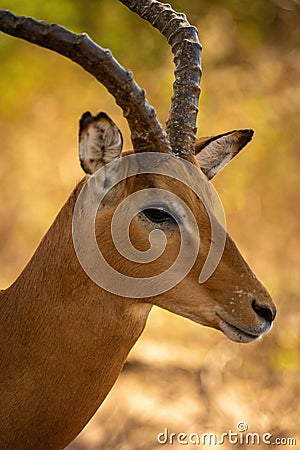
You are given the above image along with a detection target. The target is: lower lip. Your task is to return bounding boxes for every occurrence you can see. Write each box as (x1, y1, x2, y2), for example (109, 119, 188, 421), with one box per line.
(217, 317, 262, 343)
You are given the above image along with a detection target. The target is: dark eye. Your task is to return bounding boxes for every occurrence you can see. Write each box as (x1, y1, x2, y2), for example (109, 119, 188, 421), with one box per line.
(142, 208, 174, 223)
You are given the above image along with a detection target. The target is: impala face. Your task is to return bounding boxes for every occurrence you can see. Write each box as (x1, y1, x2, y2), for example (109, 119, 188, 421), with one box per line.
(73, 112, 277, 343)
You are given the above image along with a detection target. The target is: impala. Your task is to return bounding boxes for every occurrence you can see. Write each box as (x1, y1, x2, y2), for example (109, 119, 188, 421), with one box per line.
(0, 1, 276, 449)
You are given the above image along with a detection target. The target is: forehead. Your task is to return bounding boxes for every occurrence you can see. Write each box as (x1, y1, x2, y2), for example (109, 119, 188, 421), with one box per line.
(125, 153, 212, 209)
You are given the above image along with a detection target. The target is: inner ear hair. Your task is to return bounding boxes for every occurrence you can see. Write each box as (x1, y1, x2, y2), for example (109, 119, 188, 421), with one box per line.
(195, 129, 254, 179)
(195, 129, 254, 155)
(79, 111, 123, 175)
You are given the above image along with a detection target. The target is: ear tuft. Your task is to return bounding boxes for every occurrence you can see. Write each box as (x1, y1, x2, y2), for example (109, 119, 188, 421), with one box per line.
(195, 129, 254, 179)
(79, 111, 123, 174)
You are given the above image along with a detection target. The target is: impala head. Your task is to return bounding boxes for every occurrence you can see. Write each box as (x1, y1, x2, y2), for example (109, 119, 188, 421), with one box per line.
(74, 111, 276, 344)
(0, 2, 276, 343)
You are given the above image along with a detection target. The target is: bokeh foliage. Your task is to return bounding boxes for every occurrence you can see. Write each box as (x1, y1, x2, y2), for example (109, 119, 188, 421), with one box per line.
(0, 1, 299, 449)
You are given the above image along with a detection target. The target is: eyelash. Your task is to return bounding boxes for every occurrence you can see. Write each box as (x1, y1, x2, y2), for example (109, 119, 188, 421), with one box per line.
(142, 208, 175, 224)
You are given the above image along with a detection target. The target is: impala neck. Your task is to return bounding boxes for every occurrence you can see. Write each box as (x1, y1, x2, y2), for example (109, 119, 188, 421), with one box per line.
(0, 182, 152, 449)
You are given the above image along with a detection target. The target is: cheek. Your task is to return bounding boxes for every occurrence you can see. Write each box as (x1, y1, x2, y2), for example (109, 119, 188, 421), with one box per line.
(127, 219, 181, 276)
(97, 214, 181, 278)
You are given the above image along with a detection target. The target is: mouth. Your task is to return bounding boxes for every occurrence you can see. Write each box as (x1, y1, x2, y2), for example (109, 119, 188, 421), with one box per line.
(216, 314, 264, 343)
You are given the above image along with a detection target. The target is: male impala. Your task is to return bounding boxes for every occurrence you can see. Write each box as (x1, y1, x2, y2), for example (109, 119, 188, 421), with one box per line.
(0, 1, 276, 449)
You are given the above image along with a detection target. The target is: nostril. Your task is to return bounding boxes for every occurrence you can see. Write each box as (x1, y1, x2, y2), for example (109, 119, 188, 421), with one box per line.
(252, 300, 276, 323)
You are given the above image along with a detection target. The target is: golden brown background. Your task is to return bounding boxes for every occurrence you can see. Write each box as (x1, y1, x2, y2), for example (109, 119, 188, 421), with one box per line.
(0, 0, 299, 449)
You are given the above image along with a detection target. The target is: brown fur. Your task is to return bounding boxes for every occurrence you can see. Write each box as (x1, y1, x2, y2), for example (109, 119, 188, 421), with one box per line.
(0, 185, 151, 449)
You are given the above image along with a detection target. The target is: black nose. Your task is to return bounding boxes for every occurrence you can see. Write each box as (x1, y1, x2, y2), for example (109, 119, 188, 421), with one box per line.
(252, 300, 276, 323)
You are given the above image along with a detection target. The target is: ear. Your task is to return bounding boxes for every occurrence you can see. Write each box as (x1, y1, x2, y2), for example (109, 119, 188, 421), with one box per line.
(79, 111, 123, 174)
(195, 129, 254, 179)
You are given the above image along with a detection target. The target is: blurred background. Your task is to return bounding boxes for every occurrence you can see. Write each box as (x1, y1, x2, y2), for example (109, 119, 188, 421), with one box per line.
(0, 0, 299, 448)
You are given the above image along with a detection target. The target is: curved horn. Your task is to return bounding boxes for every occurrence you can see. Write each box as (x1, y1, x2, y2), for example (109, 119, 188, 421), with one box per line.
(120, 0, 202, 156)
(0, 9, 171, 153)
